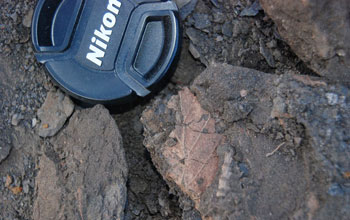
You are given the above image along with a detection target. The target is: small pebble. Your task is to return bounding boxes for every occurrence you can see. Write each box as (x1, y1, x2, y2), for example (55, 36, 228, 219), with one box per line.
(240, 90, 248, 97)
(22, 9, 34, 28)
(32, 118, 38, 128)
(23, 180, 30, 194)
(189, 43, 201, 59)
(326, 93, 338, 105)
(215, 35, 224, 42)
(11, 113, 24, 126)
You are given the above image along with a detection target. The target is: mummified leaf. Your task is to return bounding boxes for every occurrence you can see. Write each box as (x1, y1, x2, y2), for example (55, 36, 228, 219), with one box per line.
(163, 88, 223, 202)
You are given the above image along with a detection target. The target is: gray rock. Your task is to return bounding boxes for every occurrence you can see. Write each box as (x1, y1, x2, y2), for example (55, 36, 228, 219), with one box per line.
(212, 12, 225, 24)
(232, 19, 250, 38)
(221, 22, 233, 37)
(141, 63, 350, 220)
(22, 8, 33, 28)
(37, 90, 74, 137)
(193, 13, 211, 30)
(260, 0, 350, 84)
(22, 179, 30, 194)
(33, 105, 128, 220)
(209, 0, 220, 8)
(259, 39, 276, 68)
(174, 0, 191, 9)
(189, 43, 201, 59)
(11, 113, 24, 126)
(0, 140, 11, 164)
(240, 0, 262, 17)
(178, 0, 198, 20)
(185, 28, 212, 66)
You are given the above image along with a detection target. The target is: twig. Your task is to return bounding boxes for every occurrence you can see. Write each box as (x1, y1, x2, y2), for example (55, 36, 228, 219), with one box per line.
(266, 142, 286, 157)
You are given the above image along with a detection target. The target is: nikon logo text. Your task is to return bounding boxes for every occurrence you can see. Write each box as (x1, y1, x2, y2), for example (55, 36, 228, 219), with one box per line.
(86, 0, 121, 66)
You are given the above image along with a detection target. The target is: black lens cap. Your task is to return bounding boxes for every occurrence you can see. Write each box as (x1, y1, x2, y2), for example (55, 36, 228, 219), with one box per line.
(32, 0, 180, 104)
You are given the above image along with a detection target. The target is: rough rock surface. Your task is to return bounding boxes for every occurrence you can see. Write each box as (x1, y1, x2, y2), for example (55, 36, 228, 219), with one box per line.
(0, 142, 11, 164)
(141, 63, 350, 219)
(37, 90, 74, 137)
(0, 125, 41, 219)
(260, 0, 350, 84)
(0, 50, 45, 219)
(0, 57, 21, 163)
(33, 105, 128, 220)
(182, 0, 311, 76)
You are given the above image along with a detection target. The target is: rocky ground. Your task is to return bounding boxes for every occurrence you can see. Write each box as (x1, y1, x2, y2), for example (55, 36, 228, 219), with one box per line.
(1, 0, 349, 219)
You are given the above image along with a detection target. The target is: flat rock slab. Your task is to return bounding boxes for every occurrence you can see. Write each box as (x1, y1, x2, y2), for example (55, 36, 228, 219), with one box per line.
(33, 105, 128, 220)
(37, 90, 74, 137)
(141, 63, 350, 219)
(0, 142, 11, 164)
(260, 0, 350, 84)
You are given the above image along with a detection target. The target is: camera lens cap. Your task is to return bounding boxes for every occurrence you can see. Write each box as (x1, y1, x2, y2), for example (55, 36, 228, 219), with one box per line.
(32, 0, 180, 104)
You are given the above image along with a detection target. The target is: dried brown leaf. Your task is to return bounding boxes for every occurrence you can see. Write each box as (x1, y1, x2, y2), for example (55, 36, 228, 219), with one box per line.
(163, 88, 223, 202)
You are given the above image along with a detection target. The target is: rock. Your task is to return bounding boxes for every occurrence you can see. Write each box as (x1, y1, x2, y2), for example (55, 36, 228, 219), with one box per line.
(33, 105, 128, 220)
(11, 113, 24, 126)
(259, 39, 276, 68)
(189, 43, 201, 59)
(212, 12, 225, 24)
(175, 0, 191, 9)
(209, 0, 220, 8)
(232, 19, 250, 38)
(22, 8, 33, 28)
(0, 144, 12, 164)
(193, 13, 211, 30)
(185, 28, 212, 66)
(178, 0, 198, 20)
(31, 118, 37, 128)
(260, 0, 350, 84)
(37, 90, 74, 137)
(10, 12, 17, 22)
(22, 179, 30, 194)
(240, 0, 262, 17)
(0, 125, 12, 164)
(221, 22, 233, 37)
(141, 63, 350, 219)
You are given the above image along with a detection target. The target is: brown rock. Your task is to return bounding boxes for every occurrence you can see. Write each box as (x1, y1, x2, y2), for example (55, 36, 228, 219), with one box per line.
(37, 89, 74, 137)
(260, 0, 350, 84)
(33, 105, 128, 220)
(142, 63, 350, 219)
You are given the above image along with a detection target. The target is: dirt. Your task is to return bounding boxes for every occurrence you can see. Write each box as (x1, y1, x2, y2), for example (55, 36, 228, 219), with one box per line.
(0, 0, 348, 220)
